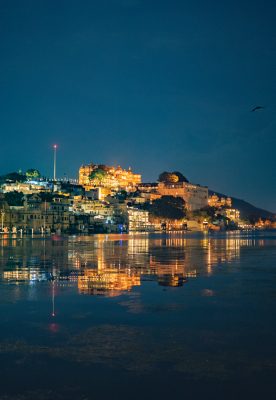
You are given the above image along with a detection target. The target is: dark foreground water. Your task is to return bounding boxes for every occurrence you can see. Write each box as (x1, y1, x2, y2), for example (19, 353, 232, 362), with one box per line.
(0, 231, 276, 400)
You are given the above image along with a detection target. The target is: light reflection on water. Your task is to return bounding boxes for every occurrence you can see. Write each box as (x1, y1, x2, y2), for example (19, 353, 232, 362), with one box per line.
(0, 231, 276, 400)
(1, 231, 260, 292)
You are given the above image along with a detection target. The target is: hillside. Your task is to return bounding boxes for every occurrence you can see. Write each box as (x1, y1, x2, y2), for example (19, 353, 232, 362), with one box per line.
(209, 190, 276, 222)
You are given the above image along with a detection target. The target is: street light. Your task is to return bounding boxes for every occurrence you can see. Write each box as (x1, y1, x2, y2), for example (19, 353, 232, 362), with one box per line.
(53, 144, 58, 181)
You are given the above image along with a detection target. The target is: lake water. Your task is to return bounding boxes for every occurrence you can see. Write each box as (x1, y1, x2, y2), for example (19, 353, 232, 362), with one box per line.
(0, 231, 276, 400)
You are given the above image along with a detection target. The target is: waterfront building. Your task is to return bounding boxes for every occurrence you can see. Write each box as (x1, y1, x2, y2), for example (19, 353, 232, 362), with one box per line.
(127, 208, 152, 231)
(224, 208, 240, 222)
(0, 194, 72, 233)
(72, 196, 114, 219)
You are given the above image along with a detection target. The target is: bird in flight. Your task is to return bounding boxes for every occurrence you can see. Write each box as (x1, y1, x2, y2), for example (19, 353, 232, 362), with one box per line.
(251, 106, 264, 112)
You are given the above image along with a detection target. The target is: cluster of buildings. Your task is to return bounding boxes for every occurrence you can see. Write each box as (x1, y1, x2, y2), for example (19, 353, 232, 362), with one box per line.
(0, 161, 242, 234)
(208, 193, 240, 223)
(0, 193, 72, 234)
(1, 180, 52, 195)
(208, 193, 232, 208)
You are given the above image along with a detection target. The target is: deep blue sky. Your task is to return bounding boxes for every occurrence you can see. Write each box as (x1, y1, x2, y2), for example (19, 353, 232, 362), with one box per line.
(0, 0, 275, 211)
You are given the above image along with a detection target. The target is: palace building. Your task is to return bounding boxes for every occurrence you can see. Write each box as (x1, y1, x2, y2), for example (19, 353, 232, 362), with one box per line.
(79, 163, 141, 191)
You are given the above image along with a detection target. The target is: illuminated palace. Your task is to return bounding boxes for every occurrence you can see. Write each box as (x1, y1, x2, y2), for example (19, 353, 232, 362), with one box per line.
(79, 163, 141, 191)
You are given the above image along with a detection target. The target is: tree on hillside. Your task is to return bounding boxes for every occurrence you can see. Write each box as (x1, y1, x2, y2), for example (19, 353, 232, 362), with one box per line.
(158, 171, 189, 183)
(89, 168, 107, 186)
(97, 164, 109, 171)
(158, 172, 178, 183)
(26, 169, 41, 179)
(1, 172, 26, 183)
(147, 196, 186, 220)
(192, 206, 217, 222)
(4, 191, 24, 206)
(115, 190, 128, 202)
(39, 192, 54, 202)
(171, 171, 189, 183)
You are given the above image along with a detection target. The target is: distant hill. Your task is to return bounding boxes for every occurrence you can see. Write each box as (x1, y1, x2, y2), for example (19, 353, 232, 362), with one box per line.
(209, 190, 276, 222)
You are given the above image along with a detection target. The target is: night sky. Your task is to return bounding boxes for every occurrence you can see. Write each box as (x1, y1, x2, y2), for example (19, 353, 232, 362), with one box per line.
(0, 0, 275, 211)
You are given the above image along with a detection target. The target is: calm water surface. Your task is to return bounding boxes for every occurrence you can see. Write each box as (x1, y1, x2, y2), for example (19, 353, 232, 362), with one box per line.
(0, 231, 276, 400)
